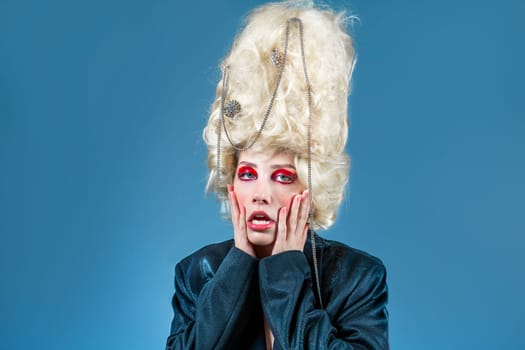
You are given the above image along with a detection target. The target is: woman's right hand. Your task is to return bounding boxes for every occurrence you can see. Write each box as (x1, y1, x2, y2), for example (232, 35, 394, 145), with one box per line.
(228, 184, 257, 257)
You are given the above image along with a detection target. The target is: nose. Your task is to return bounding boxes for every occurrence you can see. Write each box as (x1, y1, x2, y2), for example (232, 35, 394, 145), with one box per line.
(252, 192, 270, 204)
(252, 181, 271, 205)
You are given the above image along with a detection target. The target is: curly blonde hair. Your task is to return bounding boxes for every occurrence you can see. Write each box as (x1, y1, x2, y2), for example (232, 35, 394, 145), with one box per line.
(203, 1, 356, 230)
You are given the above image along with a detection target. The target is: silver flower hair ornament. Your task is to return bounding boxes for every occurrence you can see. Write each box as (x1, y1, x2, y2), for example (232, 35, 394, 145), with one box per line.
(271, 48, 284, 67)
(224, 100, 241, 118)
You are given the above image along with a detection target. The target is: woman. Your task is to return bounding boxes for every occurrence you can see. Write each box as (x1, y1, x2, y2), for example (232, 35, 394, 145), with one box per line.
(166, 2, 389, 349)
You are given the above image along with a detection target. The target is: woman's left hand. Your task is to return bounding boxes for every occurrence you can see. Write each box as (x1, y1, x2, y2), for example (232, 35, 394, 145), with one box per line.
(272, 190, 310, 255)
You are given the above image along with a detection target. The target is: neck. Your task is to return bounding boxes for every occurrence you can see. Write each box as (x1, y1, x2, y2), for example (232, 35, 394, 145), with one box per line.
(254, 244, 273, 258)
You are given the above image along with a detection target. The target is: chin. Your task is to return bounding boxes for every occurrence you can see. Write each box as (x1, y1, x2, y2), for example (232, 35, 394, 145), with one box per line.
(247, 230, 276, 247)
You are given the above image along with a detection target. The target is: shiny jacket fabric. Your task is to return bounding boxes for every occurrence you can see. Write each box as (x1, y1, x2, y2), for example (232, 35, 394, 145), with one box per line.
(166, 234, 389, 349)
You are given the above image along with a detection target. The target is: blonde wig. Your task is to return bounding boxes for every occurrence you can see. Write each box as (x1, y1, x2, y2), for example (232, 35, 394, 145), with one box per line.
(203, 1, 356, 230)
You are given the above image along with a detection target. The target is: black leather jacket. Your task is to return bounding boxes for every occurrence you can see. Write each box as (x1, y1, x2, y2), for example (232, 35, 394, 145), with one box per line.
(166, 234, 389, 349)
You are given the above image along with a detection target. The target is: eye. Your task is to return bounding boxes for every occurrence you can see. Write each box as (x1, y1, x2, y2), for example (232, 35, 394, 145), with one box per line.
(271, 169, 297, 184)
(237, 166, 258, 181)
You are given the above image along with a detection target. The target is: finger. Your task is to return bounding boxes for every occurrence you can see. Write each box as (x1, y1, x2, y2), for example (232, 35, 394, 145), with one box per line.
(288, 194, 301, 235)
(228, 185, 239, 212)
(239, 206, 247, 236)
(228, 185, 239, 224)
(275, 206, 288, 248)
(228, 186, 256, 256)
(298, 190, 310, 228)
(294, 191, 310, 250)
(229, 185, 246, 243)
(294, 190, 310, 234)
(300, 222, 309, 248)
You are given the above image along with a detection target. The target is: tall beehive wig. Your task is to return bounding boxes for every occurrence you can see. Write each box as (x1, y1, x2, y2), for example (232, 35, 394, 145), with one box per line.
(203, 1, 356, 230)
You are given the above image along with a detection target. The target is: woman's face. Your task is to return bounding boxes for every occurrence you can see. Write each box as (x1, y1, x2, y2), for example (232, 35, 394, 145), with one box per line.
(232, 150, 306, 247)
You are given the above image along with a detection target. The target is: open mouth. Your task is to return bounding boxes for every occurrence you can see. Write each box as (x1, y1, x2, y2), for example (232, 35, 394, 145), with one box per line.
(248, 212, 274, 231)
(251, 214, 270, 225)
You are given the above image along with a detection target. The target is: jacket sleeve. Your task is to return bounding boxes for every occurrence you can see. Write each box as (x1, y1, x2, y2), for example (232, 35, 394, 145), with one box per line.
(166, 247, 259, 350)
(258, 251, 389, 350)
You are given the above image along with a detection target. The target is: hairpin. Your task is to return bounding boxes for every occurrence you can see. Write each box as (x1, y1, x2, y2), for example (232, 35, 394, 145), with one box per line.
(224, 99, 241, 118)
(271, 48, 284, 67)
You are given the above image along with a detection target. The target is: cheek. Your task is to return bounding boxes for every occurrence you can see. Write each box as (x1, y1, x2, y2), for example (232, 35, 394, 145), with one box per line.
(235, 192, 248, 206)
(232, 181, 249, 206)
(276, 190, 299, 209)
(276, 183, 305, 208)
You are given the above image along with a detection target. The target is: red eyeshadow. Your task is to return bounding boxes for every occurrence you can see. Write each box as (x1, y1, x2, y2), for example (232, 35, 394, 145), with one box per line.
(237, 166, 258, 181)
(271, 169, 297, 184)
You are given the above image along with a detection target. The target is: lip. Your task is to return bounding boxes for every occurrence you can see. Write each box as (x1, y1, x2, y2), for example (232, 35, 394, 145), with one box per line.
(247, 211, 275, 231)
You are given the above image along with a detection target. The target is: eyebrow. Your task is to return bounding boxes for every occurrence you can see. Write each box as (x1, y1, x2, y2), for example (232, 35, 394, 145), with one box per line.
(238, 161, 296, 170)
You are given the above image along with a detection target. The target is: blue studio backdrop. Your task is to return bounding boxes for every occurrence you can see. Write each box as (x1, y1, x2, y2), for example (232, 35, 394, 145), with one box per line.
(1, 0, 524, 349)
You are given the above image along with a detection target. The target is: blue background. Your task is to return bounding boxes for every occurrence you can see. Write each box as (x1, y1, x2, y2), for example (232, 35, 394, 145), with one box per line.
(1, 0, 524, 349)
